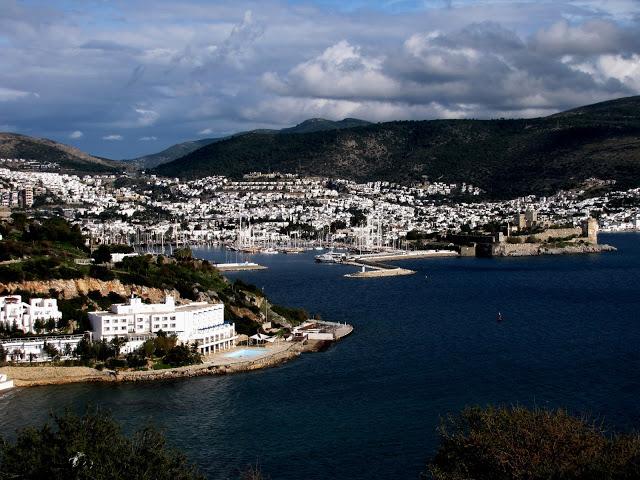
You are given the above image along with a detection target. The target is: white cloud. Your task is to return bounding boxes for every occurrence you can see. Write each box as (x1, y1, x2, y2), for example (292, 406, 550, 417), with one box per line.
(139, 136, 158, 141)
(265, 40, 399, 100)
(134, 108, 160, 127)
(0, 87, 34, 102)
(198, 128, 214, 135)
(103, 134, 123, 141)
(69, 130, 83, 139)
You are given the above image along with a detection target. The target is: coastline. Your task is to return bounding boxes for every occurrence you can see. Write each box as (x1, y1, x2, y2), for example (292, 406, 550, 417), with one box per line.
(0, 323, 354, 388)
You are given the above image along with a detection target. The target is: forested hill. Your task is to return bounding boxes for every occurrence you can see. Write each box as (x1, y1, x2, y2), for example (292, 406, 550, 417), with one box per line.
(155, 96, 640, 198)
(129, 117, 370, 168)
(0, 133, 121, 173)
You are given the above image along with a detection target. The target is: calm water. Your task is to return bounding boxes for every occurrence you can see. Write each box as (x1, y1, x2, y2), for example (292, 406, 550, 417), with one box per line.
(1, 233, 639, 479)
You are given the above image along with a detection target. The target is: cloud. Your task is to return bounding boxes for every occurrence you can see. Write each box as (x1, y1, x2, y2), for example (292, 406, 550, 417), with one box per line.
(0, 0, 639, 159)
(134, 107, 159, 127)
(531, 20, 640, 55)
(103, 134, 123, 141)
(139, 136, 158, 141)
(0, 87, 35, 102)
(263, 19, 636, 119)
(264, 40, 399, 100)
(69, 130, 83, 139)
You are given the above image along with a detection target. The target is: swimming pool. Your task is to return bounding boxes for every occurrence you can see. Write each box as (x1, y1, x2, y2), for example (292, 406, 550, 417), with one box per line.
(223, 348, 267, 359)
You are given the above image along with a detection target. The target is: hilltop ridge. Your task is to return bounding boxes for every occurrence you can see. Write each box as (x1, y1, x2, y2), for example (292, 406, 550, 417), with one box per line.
(155, 96, 640, 198)
(0, 132, 121, 173)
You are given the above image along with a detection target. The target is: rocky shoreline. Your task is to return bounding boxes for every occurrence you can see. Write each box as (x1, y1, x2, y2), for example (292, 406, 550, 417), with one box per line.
(0, 333, 351, 388)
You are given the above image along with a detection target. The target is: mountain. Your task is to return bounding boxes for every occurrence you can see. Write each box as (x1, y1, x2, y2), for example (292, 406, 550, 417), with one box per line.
(280, 117, 371, 134)
(130, 118, 371, 168)
(129, 138, 220, 169)
(0, 133, 121, 173)
(154, 96, 640, 198)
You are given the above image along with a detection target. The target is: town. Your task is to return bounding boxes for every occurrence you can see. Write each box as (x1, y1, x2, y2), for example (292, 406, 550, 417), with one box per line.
(0, 166, 638, 253)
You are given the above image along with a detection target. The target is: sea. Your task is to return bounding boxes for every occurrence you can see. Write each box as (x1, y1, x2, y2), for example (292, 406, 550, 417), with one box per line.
(0, 233, 639, 480)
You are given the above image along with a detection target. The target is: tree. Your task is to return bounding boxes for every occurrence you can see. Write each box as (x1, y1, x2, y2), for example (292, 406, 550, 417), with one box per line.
(42, 342, 60, 360)
(426, 405, 640, 480)
(33, 319, 45, 334)
(74, 338, 95, 360)
(110, 336, 127, 357)
(45, 318, 56, 332)
(0, 345, 5, 364)
(0, 409, 205, 480)
(141, 339, 155, 358)
(154, 331, 178, 357)
(163, 345, 201, 367)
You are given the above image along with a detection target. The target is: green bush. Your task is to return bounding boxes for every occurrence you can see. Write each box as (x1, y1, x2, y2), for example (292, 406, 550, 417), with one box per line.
(271, 305, 309, 326)
(105, 358, 127, 369)
(427, 406, 640, 480)
(0, 409, 204, 480)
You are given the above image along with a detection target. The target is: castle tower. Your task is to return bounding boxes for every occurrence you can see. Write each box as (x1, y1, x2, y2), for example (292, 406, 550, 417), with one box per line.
(582, 217, 598, 244)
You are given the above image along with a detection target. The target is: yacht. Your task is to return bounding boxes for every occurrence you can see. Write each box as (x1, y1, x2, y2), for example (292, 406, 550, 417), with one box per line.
(315, 251, 347, 263)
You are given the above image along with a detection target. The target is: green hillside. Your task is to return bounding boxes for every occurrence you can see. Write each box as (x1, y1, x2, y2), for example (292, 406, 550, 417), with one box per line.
(155, 96, 640, 198)
(0, 133, 121, 173)
(130, 118, 370, 168)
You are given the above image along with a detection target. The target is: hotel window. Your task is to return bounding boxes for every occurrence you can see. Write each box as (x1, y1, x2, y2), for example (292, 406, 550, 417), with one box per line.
(170, 323, 176, 328)
(121, 326, 126, 330)
(105, 327, 110, 331)
(162, 324, 167, 328)
(104, 319, 110, 324)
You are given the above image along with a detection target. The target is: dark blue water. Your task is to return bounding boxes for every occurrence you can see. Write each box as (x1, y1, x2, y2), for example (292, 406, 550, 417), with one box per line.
(1, 233, 639, 479)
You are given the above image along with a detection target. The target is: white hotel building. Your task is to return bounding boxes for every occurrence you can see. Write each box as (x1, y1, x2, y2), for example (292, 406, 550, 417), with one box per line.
(0, 295, 63, 333)
(88, 296, 236, 355)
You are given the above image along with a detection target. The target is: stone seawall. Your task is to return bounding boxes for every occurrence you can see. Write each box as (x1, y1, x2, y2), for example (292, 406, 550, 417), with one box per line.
(493, 243, 616, 257)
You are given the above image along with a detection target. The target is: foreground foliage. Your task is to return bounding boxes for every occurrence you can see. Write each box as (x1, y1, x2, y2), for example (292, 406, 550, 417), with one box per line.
(0, 409, 204, 480)
(427, 406, 640, 480)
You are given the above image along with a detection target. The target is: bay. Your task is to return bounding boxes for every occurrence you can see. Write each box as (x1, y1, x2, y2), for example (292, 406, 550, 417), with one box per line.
(0, 233, 639, 479)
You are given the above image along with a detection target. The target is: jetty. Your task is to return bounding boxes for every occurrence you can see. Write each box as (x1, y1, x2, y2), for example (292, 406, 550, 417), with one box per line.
(344, 261, 415, 278)
(342, 249, 457, 278)
(214, 262, 267, 272)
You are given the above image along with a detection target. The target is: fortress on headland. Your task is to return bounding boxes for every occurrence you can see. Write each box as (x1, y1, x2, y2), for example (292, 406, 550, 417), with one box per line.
(448, 214, 612, 257)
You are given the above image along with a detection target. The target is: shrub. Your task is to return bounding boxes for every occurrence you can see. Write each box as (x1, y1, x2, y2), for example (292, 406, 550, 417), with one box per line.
(426, 405, 640, 480)
(105, 358, 127, 369)
(271, 305, 309, 326)
(0, 409, 205, 480)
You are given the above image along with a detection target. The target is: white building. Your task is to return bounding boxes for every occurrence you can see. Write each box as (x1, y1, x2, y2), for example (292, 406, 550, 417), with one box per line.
(88, 296, 236, 355)
(0, 295, 63, 333)
(0, 334, 85, 363)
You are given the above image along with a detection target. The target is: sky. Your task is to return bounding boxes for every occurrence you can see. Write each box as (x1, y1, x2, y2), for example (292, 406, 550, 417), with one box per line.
(1, 0, 639, 159)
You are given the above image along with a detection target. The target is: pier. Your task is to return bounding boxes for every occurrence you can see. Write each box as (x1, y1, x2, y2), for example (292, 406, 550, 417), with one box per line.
(214, 262, 267, 272)
(342, 249, 457, 278)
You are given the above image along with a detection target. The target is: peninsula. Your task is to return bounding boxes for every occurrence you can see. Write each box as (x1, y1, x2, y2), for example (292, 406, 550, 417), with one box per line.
(0, 215, 352, 387)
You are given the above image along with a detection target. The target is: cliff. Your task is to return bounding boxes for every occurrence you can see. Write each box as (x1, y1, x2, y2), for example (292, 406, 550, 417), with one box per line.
(0, 278, 181, 303)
